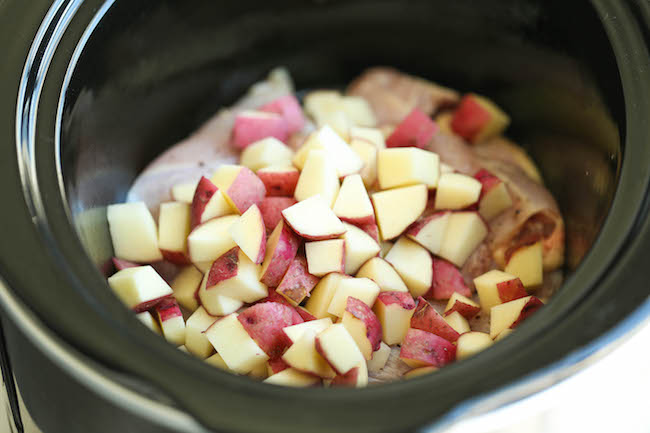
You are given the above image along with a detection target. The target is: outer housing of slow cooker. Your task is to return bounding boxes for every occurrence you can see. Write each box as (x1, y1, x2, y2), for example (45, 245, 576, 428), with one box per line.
(0, 1, 649, 433)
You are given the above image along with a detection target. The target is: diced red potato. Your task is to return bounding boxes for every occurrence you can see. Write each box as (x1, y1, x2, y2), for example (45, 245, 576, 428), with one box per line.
(232, 110, 289, 149)
(187, 215, 239, 264)
(356, 257, 409, 293)
(259, 221, 300, 287)
(276, 256, 320, 306)
(292, 125, 363, 177)
(238, 302, 304, 359)
(411, 297, 460, 342)
(434, 173, 482, 211)
(112, 257, 139, 271)
(372, 185, 428, 241)
(108, 266, 173, 312)
(228, 204, 266, 264)
(257, 166, 300, 197)
(456, 332, 493, 360)
(427, 258, 472, 300)
(504, 241, 544, 288)
(497, 277, 528, 303)
(211, 165, 267, 215)
(444, 292, 481, 320)
(293, 149, 340, 207)
(305, 239, 346, 277)
(315, 324, 366, 376)
(330, 366, 361, 387)
(357, 222, 380, 244)
(158, 202, 192, 265)
(341, 297, 382, 360)
(264, 368, 321, 387)
(190, 176, 219, 228)
(332, 174, 376, 225)
(240, 137, 294, 172)
(326, 277, 380, 318)
(260, 95, 306, 134)
(474, 169, 513, 220)
(171, 181, 198, 204)
(296, 307, 317, 322)
(399, 328, 457, 368)
(406, 211, 450, 256)
(267, 358, 290, 375)
(170, 265, 203, 312)
(450, 94, 510, 144)
(385, 108, 438, 149)
(184, 306, 218, 359)
(385, 237, 433, 297)
(154, 298, 186, 346)
(202, 247, 267, 304)
(259, 197, 297, 231)
(341, 223, 381, 275)
(373, 291, 416, 345)
(107, 202, 163, 263)
(282, 195, 346, 241)
(490, 296, 544, 338)
(438, 211, 488, 268)
(281, 330, 336, 379)
(304, 273, 350, 320)
(377, 147, 440, 190)
(330, 362, 368, 388)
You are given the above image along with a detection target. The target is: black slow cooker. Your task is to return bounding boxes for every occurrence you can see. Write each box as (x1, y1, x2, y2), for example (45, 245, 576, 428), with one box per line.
(0, 1, 649, 432)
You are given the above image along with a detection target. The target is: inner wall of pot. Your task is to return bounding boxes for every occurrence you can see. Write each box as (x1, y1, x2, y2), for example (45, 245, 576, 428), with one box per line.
(61, 0, 622, 277)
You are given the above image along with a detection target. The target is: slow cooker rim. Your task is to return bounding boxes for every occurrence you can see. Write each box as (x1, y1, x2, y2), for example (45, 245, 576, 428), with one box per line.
(1, 0, 649, 432)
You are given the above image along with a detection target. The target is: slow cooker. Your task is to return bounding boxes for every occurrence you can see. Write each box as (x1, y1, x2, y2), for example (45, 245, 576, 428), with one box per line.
(0, 0, 649, 432)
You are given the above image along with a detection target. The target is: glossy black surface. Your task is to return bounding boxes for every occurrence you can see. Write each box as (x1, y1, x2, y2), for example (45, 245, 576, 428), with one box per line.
(0, 1, 648, 432)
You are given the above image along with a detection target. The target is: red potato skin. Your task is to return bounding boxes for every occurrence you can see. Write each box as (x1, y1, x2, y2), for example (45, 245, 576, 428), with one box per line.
(260, 222, 301, 287)
(160, 250, 191, 266)
(276, 256, 320, 305)
(232, 112, 289, 149)
(257, 170, 300, 197)
(112, 257, 139, 271)
(314, 338, 346, 375)
(260, 197, 297, 231)
(400, 328, 457, 368)
(511, 297, 544, 328)
(268, 358, 291, 374)
(330, 367, 360, 387)
(206, 247, 240, 288)
(407, 211, 449, 237)
(191, 176, 219, 229)
(237, 302, 304, 359)
(258, 288, 294, 306)
(444, 300, 480, 320)
(357, 222, 380, 244)
(155, 297, 183, 322)
(497, 278, 528, 303)
(345, 297, 382, 352)
(260, 95, 305, 134)
(296, 307, 317, 322)
(376, 291, 416, 310)
(427, 258, 472, 300)
(450, 95, 490, 142)
(132, 294, 173, 314)
(386, 108, 438, 149)
(474, 169, 501, 197)
(226, 167, 267, 214)
(411, 297, 460, 342)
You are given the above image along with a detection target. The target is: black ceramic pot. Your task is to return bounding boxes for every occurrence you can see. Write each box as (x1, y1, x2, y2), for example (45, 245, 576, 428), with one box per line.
(0, 1, 648, 432)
